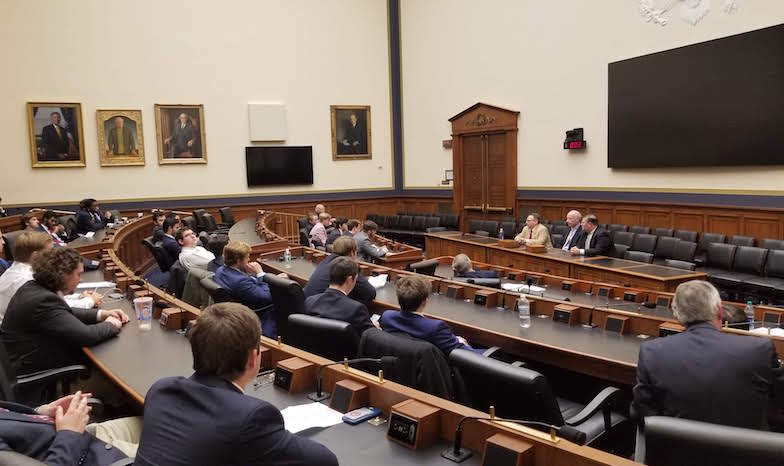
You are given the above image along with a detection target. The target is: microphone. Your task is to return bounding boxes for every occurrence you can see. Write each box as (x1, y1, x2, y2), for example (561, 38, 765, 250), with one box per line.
(441, 413, 587, 463)
(307, 356, 397, 402)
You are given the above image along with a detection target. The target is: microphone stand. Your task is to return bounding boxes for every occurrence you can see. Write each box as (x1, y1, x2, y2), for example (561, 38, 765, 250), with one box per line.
(307, 357, 394, 402)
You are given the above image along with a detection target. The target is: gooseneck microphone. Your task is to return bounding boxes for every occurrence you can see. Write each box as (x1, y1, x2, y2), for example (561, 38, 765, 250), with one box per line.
(441, 414, 587, 462)
(307, 356, 398, 402)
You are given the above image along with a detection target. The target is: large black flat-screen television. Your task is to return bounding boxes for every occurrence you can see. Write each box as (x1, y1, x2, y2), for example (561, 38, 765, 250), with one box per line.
(608, 24, 784, 168)
(245, 146, 313, 186)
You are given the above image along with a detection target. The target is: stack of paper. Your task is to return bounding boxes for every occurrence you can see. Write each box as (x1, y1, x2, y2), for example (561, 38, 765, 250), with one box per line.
(368, 274, 388, 289)
(281, 402, 344, 433)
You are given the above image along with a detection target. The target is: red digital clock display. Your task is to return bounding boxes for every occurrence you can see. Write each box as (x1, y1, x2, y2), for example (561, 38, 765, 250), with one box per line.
(563, 140, 586, 150)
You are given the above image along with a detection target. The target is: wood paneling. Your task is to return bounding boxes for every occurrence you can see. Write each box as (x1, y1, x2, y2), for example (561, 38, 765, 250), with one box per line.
(743, 214, 781, 240)
(641, 210, 671, 229)
(707, 215, 741, 237)
(614, 208, 641, 227)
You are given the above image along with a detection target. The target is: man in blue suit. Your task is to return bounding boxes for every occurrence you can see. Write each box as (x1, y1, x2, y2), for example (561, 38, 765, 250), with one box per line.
(303, 236, 376, 306)
(75, 199, 111, 235)
(305, 256, 376, 336)
(380, 275, 478, 356)
(159, 217, 181, 270)
(213, 241, 276, 337)
(451, 253, 498, 279)
(632, 280, 784, 429)
(135, 303, 337, 466)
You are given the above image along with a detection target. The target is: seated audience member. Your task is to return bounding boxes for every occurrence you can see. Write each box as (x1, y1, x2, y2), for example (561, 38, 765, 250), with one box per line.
(159, 216, 181, 269)
(134, 303, 337, 466)
(1, 248, 128, 374)
(0, 390, 143, 463)
(205, 236, 227, 272)
(514, 213, 552, 248)
(177, 228, 215, 272)
(380, 275, 477, 356)
(347, 218, 362, 235)
(303, 236, 376, 306)
(452, 253, 499, 279)
(0, 232, 103, 319)
(151, 211, 166, 242)
(326, 217, 348, 245)
(76, 198, 111, 234)
(0, 230, 8, 274)
(569, 214, 612, 257)
(42, 210, 68, 245)
(560, 210, 583, 251)
(20, 212, 41, 232)
(213, 241, 276, 337)
(305, 256, 376, 336)
(0, 197, 7, 217)
(632, 280, 784, 429)
(353, 220, 387, 263)
(314, 203, 326, 215)
(309, 212, 331, 247)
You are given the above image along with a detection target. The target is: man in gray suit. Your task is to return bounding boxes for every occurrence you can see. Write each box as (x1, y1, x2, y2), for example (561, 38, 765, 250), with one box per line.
(352, 220, 387, 263)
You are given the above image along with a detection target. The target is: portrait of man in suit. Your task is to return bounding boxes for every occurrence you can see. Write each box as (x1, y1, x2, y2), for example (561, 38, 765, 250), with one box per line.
(331, 105, 371, 159)
(155, 104, 207, 164)
(106, 116, 137, 156)
(27, 103, 86, 168)
(97, 109, 145, 166)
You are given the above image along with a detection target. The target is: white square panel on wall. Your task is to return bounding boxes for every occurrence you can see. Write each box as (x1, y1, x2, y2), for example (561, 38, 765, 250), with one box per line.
(248, 103, 287, 141)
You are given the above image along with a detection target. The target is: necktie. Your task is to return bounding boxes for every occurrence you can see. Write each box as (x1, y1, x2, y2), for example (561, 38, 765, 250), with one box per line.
(529, 229, 533, 239)
(55, 126, 62, 139)
(562, 228, 575, 250)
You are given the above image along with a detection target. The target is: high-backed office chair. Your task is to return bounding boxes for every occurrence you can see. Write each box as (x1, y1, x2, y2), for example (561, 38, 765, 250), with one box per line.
(761, 238, 784, 250)
(374, 215, 387, 228)
(449, 349, 626, 446)
(551, 233, 564, 248)
(298, 228, 310, 247)
(142, 236, 174, 273)
(168, 260, 188, 298)
(424, 216, 443, 233)
(553, 224, 570, 236)
(192, 209, 209, 232)
(2, 230, 25, 262)
(630, 226, 650, 235)
(201, 213, 229, 234)
(263, 274, 306, 341)
(199, 276, 233, 303)
(480, 221, 499, 237)
(746, 250, 784, 302)
(180, 215, 197, 231)
(695, 232, 727, 266)
(613, 231, 635, 248)
(652, 227, 673, 237)
(625, 251, 654, 263)
(675, 230, 698, 243)
(611, 243, 630, 259)
(631, 234, 658, 254)
(468, 220, 483, 234)
(500, 221, 516, 237)
(57, 215, 78, 241)
(608, 224, 629, 233)
(729, 235, 755, 247)
(287, 314, 360, 361)
(664, 259, 697, 271)
(218, 207, 235, 227)
(442, 214, 460, 230)
(550, 220, 567, 227)
(407, 259, 439, 276)
(365, 213, 377, 223)
(653, 236, 680, 261)
(634, 416, 784, 466)
(704, 244, 737, 289)
(710, 246, 768, 295)
(672, 240, 697, 262)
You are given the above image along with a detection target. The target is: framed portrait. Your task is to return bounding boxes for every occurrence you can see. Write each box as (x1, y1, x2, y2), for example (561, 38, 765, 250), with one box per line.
(96, 110, 145, 167)
(154, 104, 207, 164)
(331, 105, 371, 160)
(27, 102, 86, 168)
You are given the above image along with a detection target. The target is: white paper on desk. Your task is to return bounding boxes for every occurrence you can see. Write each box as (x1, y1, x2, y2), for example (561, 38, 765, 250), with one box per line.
(281, 402, 344, 433)
(502, 283, 525, 292)
(368, 274, 388, 289)
(76, 281, 115, 289)
(770, 328, 784, 337)
(83, 231, 95, 239)
(500, 283, 546, 295)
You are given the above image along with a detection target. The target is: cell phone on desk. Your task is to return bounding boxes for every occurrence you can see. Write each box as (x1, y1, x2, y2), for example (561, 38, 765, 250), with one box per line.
(342, 407, 381, 425)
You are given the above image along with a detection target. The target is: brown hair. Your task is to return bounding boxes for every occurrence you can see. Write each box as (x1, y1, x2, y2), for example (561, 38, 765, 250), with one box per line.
(329, 256, 359, 285)
(13, 231, 52, 263)
(582, 214, 598, 226)
(21, 213, 37, 228)
(223, 241, 251, 267)
(32, 248, 82, 292)
(188, 302, 261, 379)
(332, 236, 357, 257)
(347, 219, 360, 231)
(395, 275, 430, 313)
(362, 220, 378, 232)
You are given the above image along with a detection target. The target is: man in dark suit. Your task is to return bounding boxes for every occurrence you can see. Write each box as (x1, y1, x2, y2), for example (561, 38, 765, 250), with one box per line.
(159, 217, 181, 270)
(151, 211, 166, 243)
(560, 210, 583, 250)
(40, 112, 73, 160)
(451, 253, 499, 279)
(303, 236, 376, 306)
(632, 280, 784, 429)
(305, 256, 376, 336)
(353, 220, 387, 263)
(380, 275, 478, 356)
(164, 112, 198, 157)
(0, 248, 127, 375)
(75, 199, 111, 235)
(135, 303, 337, 466)
(339, 112, 367, 155)
(326, 217, 349, 246)
(570, 214, 612, 257)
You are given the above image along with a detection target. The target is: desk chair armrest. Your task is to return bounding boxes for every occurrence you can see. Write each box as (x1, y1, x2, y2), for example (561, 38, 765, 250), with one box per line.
(252, 304, 275, 315)
(564, 386, 622, 429)
(481, 346, 502, 358)
(108, 459, 135, 466)
(87, 397, 104, 418)
(17, 365, 89, 388)
(511, 360, 527, 368)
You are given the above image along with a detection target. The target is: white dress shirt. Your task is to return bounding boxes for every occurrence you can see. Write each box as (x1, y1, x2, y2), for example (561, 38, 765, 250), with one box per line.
(0, 262, 94, 319)
(179, 246, 215, 271)
(580, 230, 594, 256)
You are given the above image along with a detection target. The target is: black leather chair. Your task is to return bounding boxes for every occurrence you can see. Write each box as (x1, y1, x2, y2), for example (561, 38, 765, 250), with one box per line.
(449, 349, 626, 446)
(703, 243, 737, 285)
(761, 238, 784, 250)
(630, 226, 650, 234)
(2, 230, 26, 262)
(631, 233, 657, 254)
(653, 236, 680, 262)
(664, 259, 697, 271)
(672, 240, 697, 262)
(365, 213, 377, 223)
(613, 231, 635, 248)
(652, 227, 673, 237)
(411, 216, 427, 232)
(263, 274, 306, 341)
(550, 220, 567, 227)
(218, 207, 235, 227)
(201, 213, 230, 234)
(142, 236, 174, 273)
(199, 275, 233, 303)
(551, 233, 564, 249)
(180, 215, 197, 231)
(634, 416, 784, 466)
(299, 228, 310, 246)
(625, 251, 654, 263)
(610, 243, 630, 259)
(712, 246, 769, 297)
(287, 314, 360, 361)
(746, 249, 784, 302)
(695, 232, 726, 266)
(553, 224, 570, 236)
(468, 220, 483, 234)
(729, 235, 754, 247)
(608, 224, 629, 233)
(374, 215, 387, 228)
(424, 216, 441, 230)
(168, 260, 188, 298)
(440, 214, 460, 230)
(58, 215, 78, 241)
(675, 229, 698, 243)
(407, 259, 439, 276)
(192, 209, 209, 232)
(481, 221, 499, 237)
(500, 221, 516, 238)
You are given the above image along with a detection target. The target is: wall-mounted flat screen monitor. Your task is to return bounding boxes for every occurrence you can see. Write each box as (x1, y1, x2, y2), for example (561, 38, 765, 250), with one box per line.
(245, 146, 313, 186)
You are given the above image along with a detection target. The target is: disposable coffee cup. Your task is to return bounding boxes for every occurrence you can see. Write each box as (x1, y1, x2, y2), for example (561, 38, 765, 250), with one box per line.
(133, 296, 153, 331)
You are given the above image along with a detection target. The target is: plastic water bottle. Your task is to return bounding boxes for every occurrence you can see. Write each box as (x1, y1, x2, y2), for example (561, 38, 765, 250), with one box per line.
(498, 227, 504, 240)
(517, 296, 531, 328)
(284, 248, 292, 268)
(745, 301, 755, 330)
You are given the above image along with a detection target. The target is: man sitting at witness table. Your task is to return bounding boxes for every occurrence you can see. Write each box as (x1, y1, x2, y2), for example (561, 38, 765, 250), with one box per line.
(20, 212, 41, 232)
(452, 253, 499, 279)
(1, 248, 128, 375)
(514, 213, 552, 248)
(570, 214, 613, 257)
(177, 228, 214, 272)
(0, 232, 102, 320)
(75, 198, 112, 235)
(353, 220, 387, 263)
(309, 212, 331, 248)
(303, 236, 376, 306)
(380, 275, 479, 356)
(0, 390, 143, 463)
(42, 210, 68, 245)
(305, 256, 378, 336)
(632, 280, 784, 429)
(560, 210, 583, 251)
(159, 216, 181, 269)
(213, 241, 278, 337)
(135, 302, 337, 466)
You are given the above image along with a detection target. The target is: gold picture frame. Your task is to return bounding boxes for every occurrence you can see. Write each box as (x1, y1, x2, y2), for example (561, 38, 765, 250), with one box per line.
(96, 109, 145, 167)
(27, 102, 86, 168)
(154, 104, 207, 164)
(331, 105, 371, 160)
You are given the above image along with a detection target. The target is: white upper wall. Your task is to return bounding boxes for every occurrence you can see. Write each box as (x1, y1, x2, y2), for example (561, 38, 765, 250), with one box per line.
(401, 0, 784, 191)
(0, 0, 392, 205)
